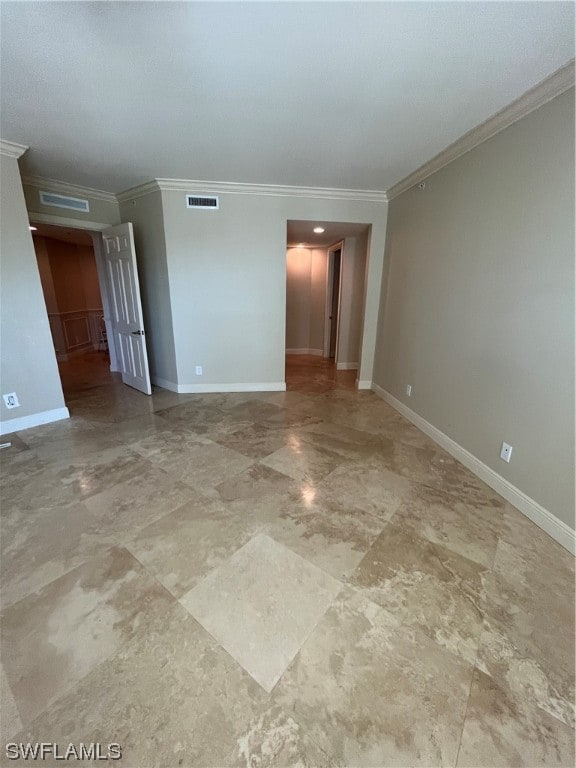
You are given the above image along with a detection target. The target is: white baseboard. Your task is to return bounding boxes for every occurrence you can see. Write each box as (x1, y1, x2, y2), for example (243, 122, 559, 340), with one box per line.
(357, 380, 373, 390)
(0, 407, 70, 435)
(286, 348, 323, 356)
(337, 362, 358, 371)
(152, 377, 286, 394)
(372, 383, 575, 555)
(151, 376, 179, 393)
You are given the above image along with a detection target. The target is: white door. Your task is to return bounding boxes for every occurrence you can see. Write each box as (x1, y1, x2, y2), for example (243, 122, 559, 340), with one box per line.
(102, 223, 152, 395)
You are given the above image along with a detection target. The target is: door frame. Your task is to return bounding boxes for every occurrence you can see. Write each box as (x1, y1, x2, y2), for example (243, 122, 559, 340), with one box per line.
(29, 213, 119, 372)
(323, 240, 344, 361)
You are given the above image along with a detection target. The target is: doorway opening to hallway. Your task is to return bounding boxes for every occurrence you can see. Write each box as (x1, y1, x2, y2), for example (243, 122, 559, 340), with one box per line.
(285, 220, 370, 392)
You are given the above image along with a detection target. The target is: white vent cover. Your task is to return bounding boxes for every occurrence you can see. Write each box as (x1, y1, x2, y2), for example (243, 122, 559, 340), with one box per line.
(39, 191, 90, 213)
(186, 194, 219, 210)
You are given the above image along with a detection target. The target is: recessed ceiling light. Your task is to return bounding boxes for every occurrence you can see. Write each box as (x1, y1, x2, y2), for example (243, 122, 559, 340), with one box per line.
(313, 227, 325, 234)
(29, 226, 37, 231)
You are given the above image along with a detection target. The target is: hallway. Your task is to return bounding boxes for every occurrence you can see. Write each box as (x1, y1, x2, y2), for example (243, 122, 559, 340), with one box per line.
(285, 354, 356, 393)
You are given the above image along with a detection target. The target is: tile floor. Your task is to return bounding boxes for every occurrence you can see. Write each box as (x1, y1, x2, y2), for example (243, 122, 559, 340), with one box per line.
(0, 353, 574, 767)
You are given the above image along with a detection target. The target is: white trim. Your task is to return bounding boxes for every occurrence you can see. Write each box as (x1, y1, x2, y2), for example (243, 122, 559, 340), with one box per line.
(337, 362, 358, 371)
(22, 174, 117, 204)
(118, 178, 387, 204)
(116, 181, 159, 203)
(28, 213, 111, 231)
(357, 380, 372, 390)
(157, 178, 388, 203)
(372, 384, 575, 555)
(0, 139, 28, 159)
(0, 407, 70, 435)
(387, 60, 575, 200)
(285, 348, 323, 356)
(151, 376, 179, 393)
(177, 382, 286, 394)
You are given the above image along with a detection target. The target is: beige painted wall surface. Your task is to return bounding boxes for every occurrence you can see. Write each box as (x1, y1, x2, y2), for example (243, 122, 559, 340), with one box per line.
(286, 246, 327, 353)
(24, 184, 120, 226)
(161, 191, 387, 387)
(338, 234, 368, 367)
(286, 247, 312, 350)
(119, 191, 178, 384)
(309, 248, 328, 352)
(374, 89, 575, 529)
(0, 155, 66, 426)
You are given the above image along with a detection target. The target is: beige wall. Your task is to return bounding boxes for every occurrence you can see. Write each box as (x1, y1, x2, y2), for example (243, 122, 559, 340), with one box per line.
(119, 191, 178, 385)
(286, 247, 312, 351)
(373, 89, 575, 530)
(285, 246, 327, 353)
(310, 248, 327, 353)
(0, 154, 66, 431)
(337, 234, 368, 368)
(160, 190, 387, 389)
(24, 183, 120, 226)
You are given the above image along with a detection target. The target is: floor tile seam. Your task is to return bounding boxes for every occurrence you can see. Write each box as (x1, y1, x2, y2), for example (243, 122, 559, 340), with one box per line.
(3, 547, 188, 734)
(0, 551, 101, 615)
(474, 622, 576, 727)
(453, 661, 477, 768)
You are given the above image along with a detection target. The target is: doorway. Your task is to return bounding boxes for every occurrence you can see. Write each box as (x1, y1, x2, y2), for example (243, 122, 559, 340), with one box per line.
(31, 218, 152, 408)
(285, 221, 370, 392)
(325, 245, 342, 360)
(31, 222, 115, 401)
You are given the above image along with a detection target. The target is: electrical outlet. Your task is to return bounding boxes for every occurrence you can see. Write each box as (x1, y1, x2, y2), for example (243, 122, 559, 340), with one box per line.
(195, 365, 203, 376)
(406, 384, 412, 397)
(500, 442, 513, 463)
(3, 392, 20, 409)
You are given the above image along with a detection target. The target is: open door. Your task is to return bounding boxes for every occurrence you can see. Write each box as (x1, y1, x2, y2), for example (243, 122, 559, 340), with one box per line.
(102, 223, 152, 395)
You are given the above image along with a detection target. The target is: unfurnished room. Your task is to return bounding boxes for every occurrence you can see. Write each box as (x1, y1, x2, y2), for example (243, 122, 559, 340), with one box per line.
(0, 2, 574, 766)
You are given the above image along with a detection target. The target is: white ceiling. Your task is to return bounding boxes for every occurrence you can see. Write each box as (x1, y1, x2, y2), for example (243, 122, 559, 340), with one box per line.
(1, 2, 574, 194)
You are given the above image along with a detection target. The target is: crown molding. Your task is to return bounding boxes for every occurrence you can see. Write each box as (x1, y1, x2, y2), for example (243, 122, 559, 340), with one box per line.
(387, 59, 575, 200)
(117, 178, 387, 204)
(116, 180, 160, 204)
(21, 174, 117, 204)
(0, 139, 28, 159)
(154, 178, 388, 203)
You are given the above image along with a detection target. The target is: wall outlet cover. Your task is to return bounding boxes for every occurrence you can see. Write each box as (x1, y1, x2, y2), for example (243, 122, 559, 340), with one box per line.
(406, 384, 412, 396)
(500, 442, 513, 463)
(3, 393, 20, 409)
(195, 366, 203, 376)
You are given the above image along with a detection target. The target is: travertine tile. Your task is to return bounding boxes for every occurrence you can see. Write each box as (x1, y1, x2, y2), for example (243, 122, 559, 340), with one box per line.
(126, 495, 254, 598)
(0, 352, 571, 766)
(232, 705, 338, 768)
(457, 667, 575, 767)
(274, 587, 474, 767)
(259, 441, 345, 484)
(83, 465, 197, 539)
(350, 523, 487, 665)
(11, 603, 270, 768)
(0, 663, 22, 742)
(180, 534, 342, 692)
(391, 484, 505, 569)
(1, 546, 175, 725)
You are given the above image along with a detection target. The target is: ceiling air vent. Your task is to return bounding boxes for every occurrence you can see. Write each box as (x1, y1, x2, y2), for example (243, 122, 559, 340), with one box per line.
(186, 194, 219, 210)
(39, 191, 90, 213)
